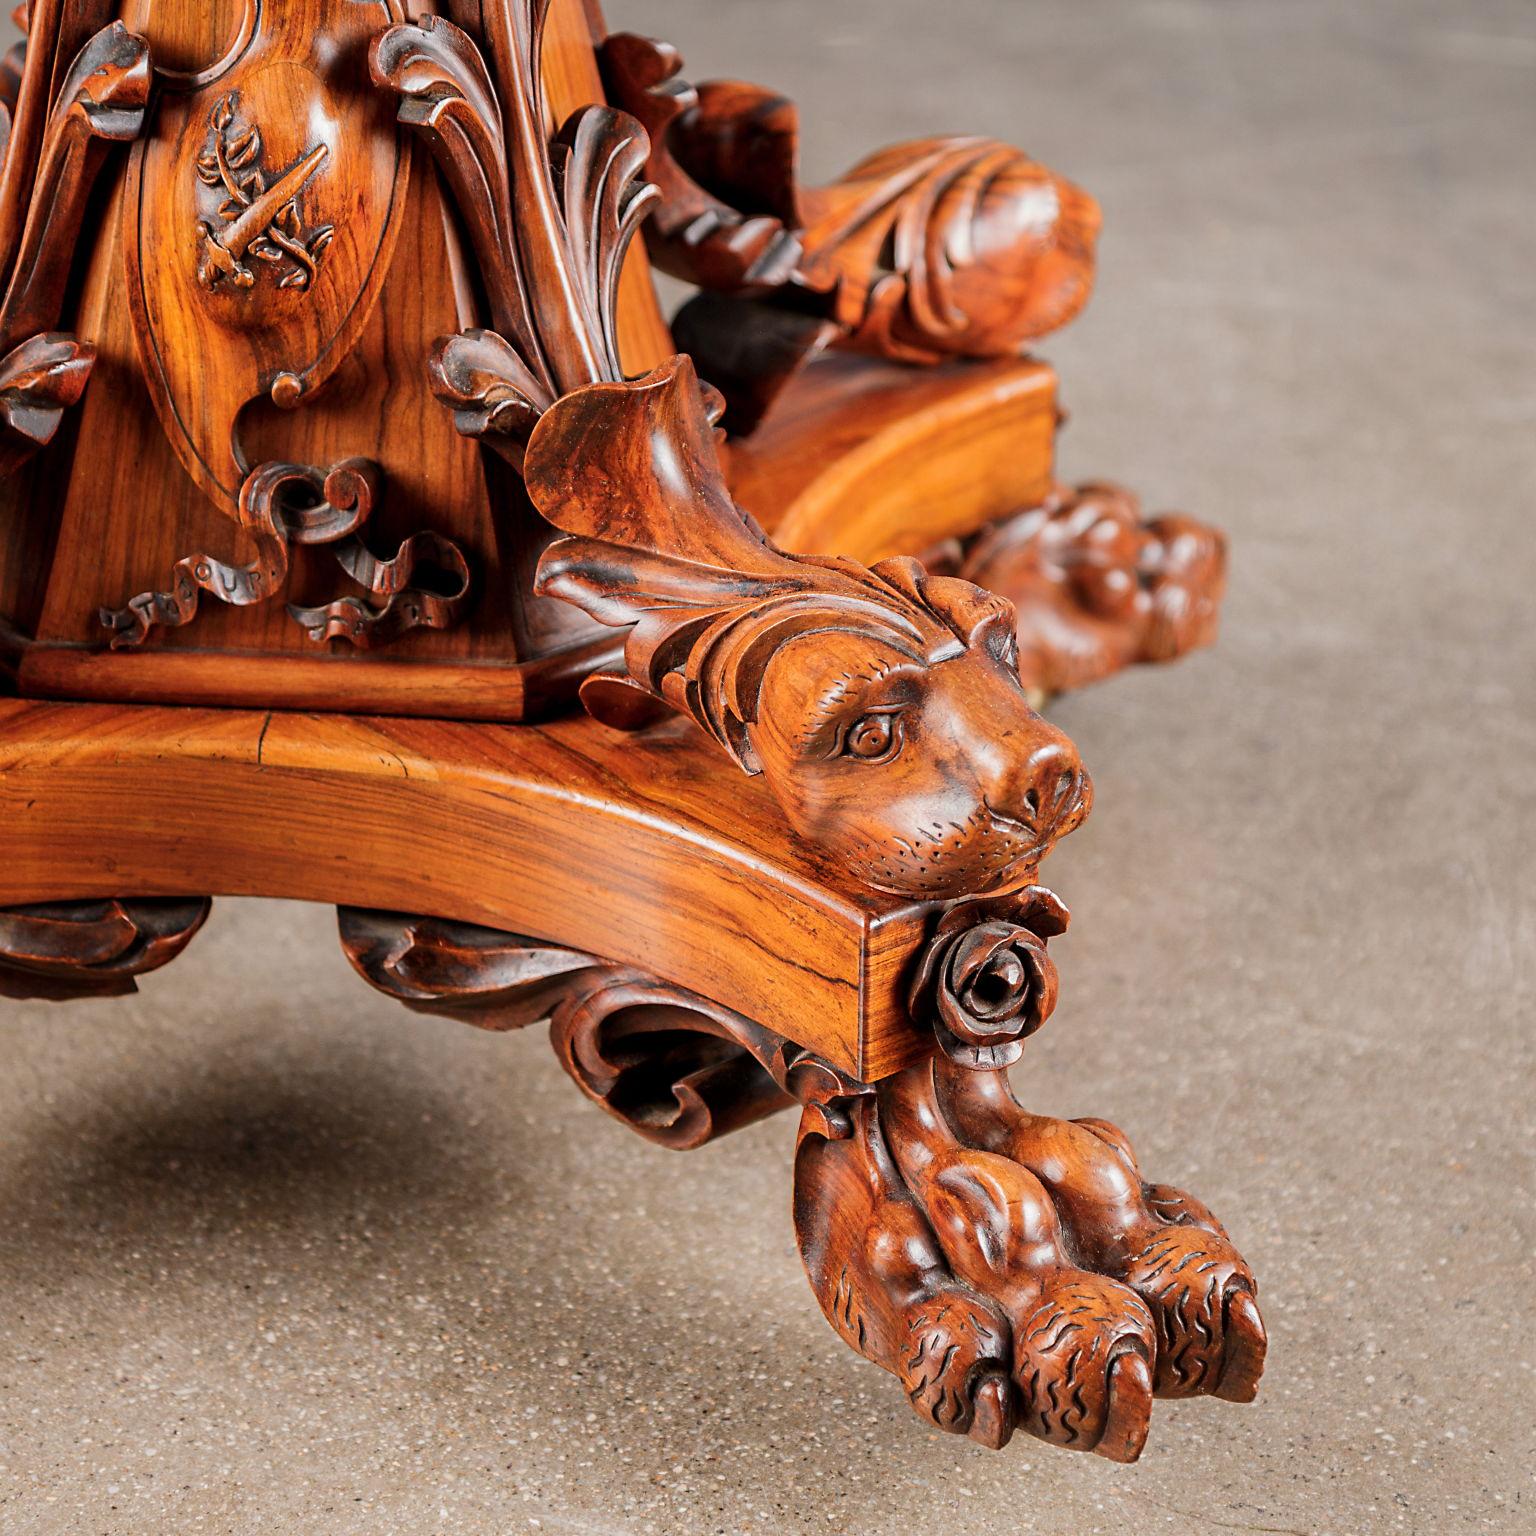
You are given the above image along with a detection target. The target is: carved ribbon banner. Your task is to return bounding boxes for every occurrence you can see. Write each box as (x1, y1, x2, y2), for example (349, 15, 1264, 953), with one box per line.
(100, 458, 470, 651)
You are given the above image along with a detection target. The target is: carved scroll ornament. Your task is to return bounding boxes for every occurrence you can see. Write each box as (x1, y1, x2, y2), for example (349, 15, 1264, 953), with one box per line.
(0, 897, 211, 1000)
(372, 4, 1093, 900)
(336, 907, 867, 1148)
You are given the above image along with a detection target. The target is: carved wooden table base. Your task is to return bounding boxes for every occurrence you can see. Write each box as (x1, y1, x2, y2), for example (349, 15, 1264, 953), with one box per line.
(0, 0, 1257, 1469)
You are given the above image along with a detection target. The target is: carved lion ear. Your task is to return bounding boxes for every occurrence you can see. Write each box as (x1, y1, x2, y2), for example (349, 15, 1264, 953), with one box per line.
(523, 355, 783, 575)
(870, 556, 1018, 655)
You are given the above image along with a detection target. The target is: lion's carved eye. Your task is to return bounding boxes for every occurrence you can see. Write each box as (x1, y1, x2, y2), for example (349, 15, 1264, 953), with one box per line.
(841, 710, 905, 763)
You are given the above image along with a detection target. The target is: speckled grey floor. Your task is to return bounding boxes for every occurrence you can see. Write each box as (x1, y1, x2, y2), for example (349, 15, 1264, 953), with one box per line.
(3, 1, 1533, 1532)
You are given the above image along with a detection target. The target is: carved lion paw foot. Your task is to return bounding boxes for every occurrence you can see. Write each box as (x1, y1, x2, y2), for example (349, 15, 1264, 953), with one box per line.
(794, 1058, 1264, 1459)
(1074, 1119, 1267, 1402)
(941, 1073, 1267, 1405)
(1010, 1272, 1156, 1459)
(895, 1287, 1017, 1449)
(955, 482, 1228, 695)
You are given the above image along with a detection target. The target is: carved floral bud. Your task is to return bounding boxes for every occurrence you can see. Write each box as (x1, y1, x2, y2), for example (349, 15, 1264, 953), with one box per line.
(909, 886, 1068, 1069)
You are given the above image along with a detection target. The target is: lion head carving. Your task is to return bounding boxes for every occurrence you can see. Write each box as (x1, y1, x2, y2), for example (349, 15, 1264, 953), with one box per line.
(524, 356, 1091, 899)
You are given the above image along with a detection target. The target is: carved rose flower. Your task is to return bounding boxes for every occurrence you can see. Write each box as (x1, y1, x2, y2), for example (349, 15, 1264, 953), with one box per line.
(910, 887, 1068, 1068)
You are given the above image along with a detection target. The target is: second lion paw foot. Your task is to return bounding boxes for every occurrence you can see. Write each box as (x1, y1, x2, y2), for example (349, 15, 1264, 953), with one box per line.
(955, 482, 1227, 694)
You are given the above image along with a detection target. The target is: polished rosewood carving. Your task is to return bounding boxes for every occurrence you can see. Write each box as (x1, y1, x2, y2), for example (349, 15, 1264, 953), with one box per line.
(602, 32, 1100, 426)
(953, 482, 1229, 695)
(0, 896, 210, 1000)
(0, 0, 1260, 1473)
(794, 1054, 1265, 1459)
(194, 91, 334, 294)
(371, 6, 659, 436)
(0, 14, 150, 478)
(99, 458, 471, 650)
(85, 0, 476, 656)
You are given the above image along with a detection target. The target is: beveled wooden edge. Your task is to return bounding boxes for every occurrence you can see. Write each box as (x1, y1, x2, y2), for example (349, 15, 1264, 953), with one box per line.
(727, 352, 1060, 561)
(0, 697, 940, 1078)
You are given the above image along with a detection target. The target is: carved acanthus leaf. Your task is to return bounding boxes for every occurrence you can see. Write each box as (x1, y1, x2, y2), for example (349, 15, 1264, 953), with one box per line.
(338, 908, 608, 1029)
(596, 32, 801, 293)
(0, 18, 150, 479)
(369, 16, 529, 353)
(373, 6, 659, 456)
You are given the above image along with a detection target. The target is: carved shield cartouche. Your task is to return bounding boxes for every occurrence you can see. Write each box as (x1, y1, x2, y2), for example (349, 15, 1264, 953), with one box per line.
(123, 0, 410, 508)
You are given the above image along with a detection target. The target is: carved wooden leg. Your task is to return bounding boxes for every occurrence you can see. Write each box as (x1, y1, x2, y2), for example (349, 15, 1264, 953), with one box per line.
(950, 482, 1229, 695)
(0, 897, 211, 1000)
(793, 1054, 1266, 1461)
(337, 902, 1264, 1461)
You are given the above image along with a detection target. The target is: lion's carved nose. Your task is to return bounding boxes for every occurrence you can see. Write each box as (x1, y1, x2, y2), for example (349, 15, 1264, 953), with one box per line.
(1016, 739, 1093, 842)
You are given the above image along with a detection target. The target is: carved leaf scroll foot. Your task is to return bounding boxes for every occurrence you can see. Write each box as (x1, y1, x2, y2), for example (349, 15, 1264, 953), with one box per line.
(794, 1055, 1264, 1460)
(0, 897, 212, 1000)
(944, 482, 1229, 696)
(336, 907, 866, 1150)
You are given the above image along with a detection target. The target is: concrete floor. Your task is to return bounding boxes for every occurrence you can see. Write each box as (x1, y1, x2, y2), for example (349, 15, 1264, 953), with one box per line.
(2, 1, 1533, 1532)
